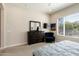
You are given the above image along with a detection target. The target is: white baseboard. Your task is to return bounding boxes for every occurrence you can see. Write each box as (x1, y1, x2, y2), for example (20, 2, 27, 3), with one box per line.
(0, 42, 27, 50)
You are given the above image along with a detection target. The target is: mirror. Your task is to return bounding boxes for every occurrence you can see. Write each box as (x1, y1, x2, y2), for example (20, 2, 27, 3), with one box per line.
(29, 21, 41, 31)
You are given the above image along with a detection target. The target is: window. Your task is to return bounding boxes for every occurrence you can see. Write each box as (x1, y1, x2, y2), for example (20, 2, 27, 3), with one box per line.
(58, 13, 79, 37)
(58, 18, 64, 35)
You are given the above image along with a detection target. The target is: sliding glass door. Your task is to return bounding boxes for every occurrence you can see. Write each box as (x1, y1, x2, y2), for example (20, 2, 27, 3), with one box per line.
(58, 13, 79, 37)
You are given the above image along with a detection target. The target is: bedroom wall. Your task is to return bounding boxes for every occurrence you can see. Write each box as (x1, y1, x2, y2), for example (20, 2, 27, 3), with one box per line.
(0, 8, 1, 47)
(50, 4, 79, 43)
(2, 3, 50, 48)
(0, 3, 4, 48)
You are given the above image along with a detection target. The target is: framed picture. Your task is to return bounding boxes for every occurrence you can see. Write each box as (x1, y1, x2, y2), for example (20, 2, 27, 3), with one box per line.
(29, 21, 41, 31)
(50, 23, 56, 31)
(43, 23, 47, 29)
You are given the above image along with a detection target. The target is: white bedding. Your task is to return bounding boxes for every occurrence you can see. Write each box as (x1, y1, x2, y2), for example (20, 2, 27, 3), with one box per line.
(33, 40, 79, 56)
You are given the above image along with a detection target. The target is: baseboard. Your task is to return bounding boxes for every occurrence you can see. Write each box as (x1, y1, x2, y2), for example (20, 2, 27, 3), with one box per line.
(0, 42, 27, 50)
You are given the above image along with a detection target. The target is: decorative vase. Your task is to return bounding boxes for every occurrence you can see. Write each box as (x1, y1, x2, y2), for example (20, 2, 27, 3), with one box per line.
(37, 27, 39, 31)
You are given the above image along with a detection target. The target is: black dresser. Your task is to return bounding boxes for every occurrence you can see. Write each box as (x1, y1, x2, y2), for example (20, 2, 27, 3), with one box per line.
(27, 31, 44, 45)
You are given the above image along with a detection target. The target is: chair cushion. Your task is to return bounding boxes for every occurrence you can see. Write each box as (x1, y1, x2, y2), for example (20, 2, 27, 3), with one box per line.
(45, 32, 54, 37)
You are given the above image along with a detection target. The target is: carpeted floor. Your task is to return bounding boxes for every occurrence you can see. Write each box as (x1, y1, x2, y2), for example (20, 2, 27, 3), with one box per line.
(0, 42, 51, 56)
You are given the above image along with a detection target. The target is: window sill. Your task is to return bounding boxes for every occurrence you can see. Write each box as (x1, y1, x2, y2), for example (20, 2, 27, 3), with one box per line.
(57, 35, 79, 38)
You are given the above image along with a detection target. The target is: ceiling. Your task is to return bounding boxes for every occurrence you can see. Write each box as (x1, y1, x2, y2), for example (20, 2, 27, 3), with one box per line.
(6, 3, 75, 14)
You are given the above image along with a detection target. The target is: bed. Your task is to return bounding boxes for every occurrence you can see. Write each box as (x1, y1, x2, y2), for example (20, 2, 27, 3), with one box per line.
(33, 40, 79, 56)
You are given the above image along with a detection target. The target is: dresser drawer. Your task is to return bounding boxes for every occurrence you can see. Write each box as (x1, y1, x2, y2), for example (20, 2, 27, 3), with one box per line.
(27, 31, 44, 45)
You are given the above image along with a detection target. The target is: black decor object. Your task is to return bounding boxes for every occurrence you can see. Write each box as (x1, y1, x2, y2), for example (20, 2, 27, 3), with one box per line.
(44, 32, 55, 43)
(43, 23, 47, 29)
(50, 23, 56, 31)
(36, 27, 39, 31)
(27, 31, 44, 45)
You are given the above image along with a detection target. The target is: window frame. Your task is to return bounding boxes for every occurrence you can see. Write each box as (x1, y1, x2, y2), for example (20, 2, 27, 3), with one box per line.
(57, 17, 79, 38)
(57, 18, 65, 36)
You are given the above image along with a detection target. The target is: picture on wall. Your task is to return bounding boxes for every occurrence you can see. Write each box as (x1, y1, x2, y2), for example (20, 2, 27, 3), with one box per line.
(50, 23, 56, 31)
(43, 23, 47, 29)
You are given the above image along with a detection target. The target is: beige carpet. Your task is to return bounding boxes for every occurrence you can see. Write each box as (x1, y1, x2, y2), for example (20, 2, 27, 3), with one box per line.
(0, 42, 51, 56)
